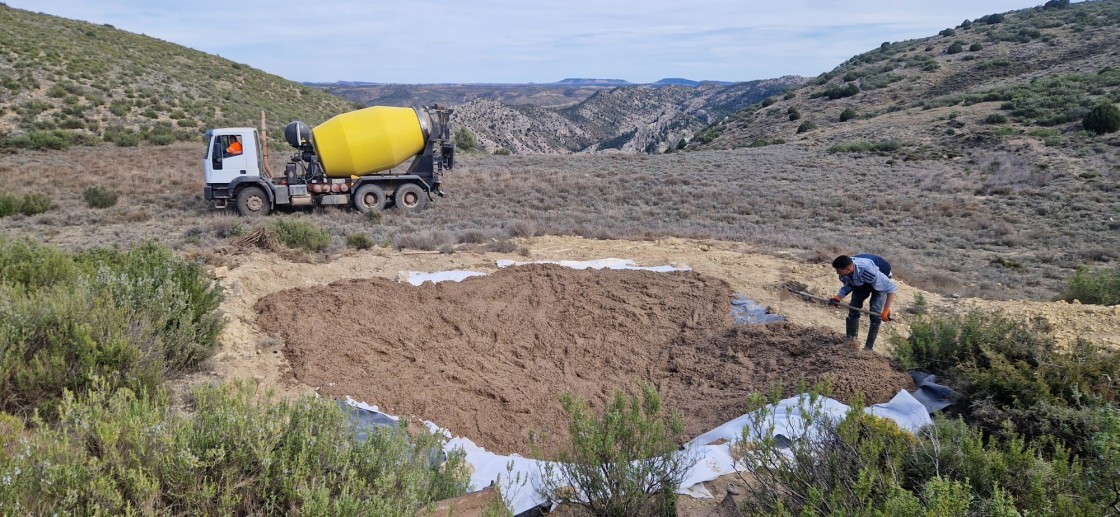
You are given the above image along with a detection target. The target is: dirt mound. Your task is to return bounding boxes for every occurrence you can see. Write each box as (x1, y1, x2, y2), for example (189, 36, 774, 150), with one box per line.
(255, 264, 913, 457)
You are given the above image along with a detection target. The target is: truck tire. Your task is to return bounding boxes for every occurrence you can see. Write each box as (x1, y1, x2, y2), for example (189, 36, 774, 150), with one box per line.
(236, 186, 270, 216)
(394, 183, 428, 212)
(353, 184, 386, 213)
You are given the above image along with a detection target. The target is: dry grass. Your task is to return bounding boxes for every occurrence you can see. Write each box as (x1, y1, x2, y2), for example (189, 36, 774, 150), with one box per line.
(1, 141, 1116, 301)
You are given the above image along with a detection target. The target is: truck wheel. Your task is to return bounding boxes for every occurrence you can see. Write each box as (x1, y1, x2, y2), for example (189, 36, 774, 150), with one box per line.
(394, 184, 428, 212)
(236, 186, 270, 216)
(353, 184, 386, 213)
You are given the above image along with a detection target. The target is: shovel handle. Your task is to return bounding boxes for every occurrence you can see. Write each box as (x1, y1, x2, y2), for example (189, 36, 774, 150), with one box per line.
(786, 287, 882, 317)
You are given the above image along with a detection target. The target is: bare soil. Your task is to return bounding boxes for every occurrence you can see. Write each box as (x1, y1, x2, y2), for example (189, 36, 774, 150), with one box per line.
(194, 235, 1120, 514)
(254, 262, 912, 457)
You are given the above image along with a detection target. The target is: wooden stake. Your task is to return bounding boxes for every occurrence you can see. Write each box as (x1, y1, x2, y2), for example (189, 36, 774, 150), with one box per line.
(260, 110, 273, 178)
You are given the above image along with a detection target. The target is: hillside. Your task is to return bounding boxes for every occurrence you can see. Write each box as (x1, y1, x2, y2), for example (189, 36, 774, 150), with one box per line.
(451, 77, 804, 154)
(693, 0, 1120, 173)
(312, 82, 615, 109)
(0, 5, 356, 150)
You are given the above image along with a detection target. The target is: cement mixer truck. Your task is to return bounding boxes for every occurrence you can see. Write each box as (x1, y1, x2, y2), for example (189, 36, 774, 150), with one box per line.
(203, 105, 454, 216)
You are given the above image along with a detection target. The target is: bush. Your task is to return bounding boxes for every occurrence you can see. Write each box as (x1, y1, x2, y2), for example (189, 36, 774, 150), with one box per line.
(984, 113, 1009, 124)
(827, 141, 901, 154)
(0, 193, 20, 217)
(19, 192, 51, 215)
(4, 130, 72, 150)
(787, 107, 801, 121)
(454, 127, 477, 152)
(796, 121, 817, 133)
(536, 384, 697, 516)
(893, 310, 1120, 452)
(736, 386, 1118, 516)
(1065, 265, 1120, 305)
(0, 240, 223, 418)
(269, 218, 331, 252)
(1082, 103, 1120, 134)
(939, 28, 956, 37)
(970, 43, 984, 52)
(737, 389, 920, 516)
(346, 232, 374, 250)
(839, 107, 858, 122)
(947, 42, 964, 54)
(83, 186, 119, 208)
(0, 381, 469, 514)
(812, 83, 860, 100)
(493, 147, 511, 155)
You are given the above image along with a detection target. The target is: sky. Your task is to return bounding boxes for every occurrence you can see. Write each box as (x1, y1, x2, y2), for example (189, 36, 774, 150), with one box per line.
(10, 1, 1053, 84)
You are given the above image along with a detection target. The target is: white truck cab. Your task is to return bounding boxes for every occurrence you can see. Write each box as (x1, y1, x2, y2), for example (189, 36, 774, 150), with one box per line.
(203, 128, 276, 214)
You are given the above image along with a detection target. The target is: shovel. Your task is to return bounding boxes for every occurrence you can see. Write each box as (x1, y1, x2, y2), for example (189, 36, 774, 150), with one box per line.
(781, 281, 882, 317)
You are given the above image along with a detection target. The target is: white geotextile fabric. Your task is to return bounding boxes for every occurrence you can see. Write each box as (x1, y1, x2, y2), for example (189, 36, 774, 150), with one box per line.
(344, 391, 931, 515)
(378, 259, 931, 513)
(397, 270, 488, 285)
(495, 258, 691, 272)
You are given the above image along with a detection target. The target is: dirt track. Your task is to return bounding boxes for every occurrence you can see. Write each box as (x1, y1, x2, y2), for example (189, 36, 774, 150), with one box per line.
(204, 236, 1120, 457)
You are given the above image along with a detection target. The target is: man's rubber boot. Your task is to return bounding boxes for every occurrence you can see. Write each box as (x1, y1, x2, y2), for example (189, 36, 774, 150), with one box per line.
(864, 325, 880, 351)
(845, 319, 860, 348)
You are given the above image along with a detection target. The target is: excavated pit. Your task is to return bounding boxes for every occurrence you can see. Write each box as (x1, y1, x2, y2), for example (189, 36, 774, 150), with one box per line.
(255, 264, 913, 457)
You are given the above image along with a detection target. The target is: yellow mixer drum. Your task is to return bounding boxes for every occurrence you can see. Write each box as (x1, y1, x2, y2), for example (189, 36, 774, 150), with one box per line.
(312, 106, 425, 177)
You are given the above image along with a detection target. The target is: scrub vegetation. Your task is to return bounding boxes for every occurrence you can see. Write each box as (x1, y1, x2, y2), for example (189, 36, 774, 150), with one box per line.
(0, 6, 356, 150)
(0, 239, 470, 514)
(739, 309, 1120, 516)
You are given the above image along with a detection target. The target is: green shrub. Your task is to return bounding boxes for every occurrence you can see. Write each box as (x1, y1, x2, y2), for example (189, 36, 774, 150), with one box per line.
(0, 381, 469, 514)
(1082, 103, 1120, 134)
(893, 310, 1120, 452)
(536, 384, 697, 516)
(970, 43, 984, 52)
(760, 97, 776, 107)
(83, 186, 118, 208)
(19, 192, 52, 215)
(0, 240, 223, 418)
(1065, 265, 1120, 305)
(4, 130, 72, 150)
(827, 140, 901, 154)
(493, 147, 512, 155)
(796, 121, 817, 133)
(0, 193, 20, 217)
(939, 28, 956, 37)
(839, 107, 857, 122)
(347, 232, 374, 250)
(811, 83, 860, 100)
(270, 218, 331, 252)
(787, 107, 801, 121)
(736, 387, 1117, 516)
(984, 113, 1009, 124)
(738, 390, 925, 516)
(948, 42, 964, 54)
(691, 124, 722, 144)
(454, 127, 477, 152)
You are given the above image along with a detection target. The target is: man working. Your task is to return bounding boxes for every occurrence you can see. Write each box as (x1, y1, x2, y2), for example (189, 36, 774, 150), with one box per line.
(829, 254, 897, 351)
(225, 135, 243, 156)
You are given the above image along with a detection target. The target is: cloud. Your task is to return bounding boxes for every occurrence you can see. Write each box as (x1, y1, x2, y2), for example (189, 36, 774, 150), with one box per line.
(11, 0, 1047, 83)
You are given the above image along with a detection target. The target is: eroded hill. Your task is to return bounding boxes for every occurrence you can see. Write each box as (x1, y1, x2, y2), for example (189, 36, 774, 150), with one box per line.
(0, 5, 356, 150)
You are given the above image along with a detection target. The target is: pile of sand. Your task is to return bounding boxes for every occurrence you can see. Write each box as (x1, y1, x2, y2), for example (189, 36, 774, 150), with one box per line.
(255, 264, 913, 457)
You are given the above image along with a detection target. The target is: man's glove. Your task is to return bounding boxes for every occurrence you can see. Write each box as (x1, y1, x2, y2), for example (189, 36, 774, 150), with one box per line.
(828, 296, 843, 306)
(881, 307, 891, 322)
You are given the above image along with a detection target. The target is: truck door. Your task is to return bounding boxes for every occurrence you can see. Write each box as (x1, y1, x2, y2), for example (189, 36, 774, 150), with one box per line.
(206, 133, 255, 184)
